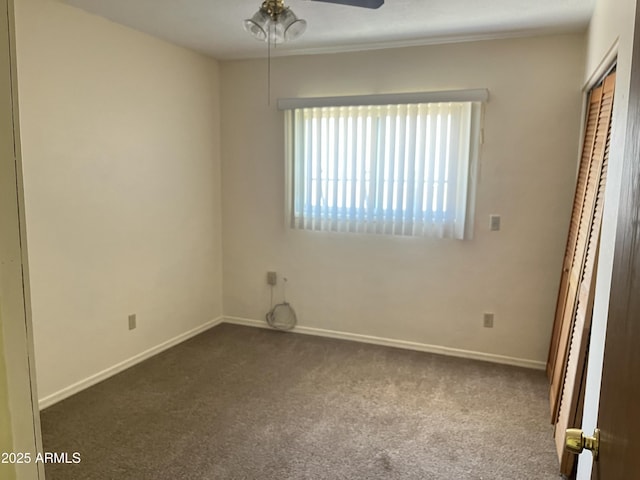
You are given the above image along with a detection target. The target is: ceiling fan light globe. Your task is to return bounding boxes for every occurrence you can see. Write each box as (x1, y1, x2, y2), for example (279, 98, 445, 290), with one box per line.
(277, 9, 307, 42)
(243, 3, 307, 43)
(268, 22, 284, 44)
(243, 10, 269, 41)
(243, 20, 267, 41)
(277, 8, 296, 23)
(284, 19, 307, 41)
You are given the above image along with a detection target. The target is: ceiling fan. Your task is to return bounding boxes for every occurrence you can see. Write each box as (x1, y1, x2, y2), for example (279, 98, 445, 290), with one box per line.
(244, 0, 384, 44)
(307, 0, 384, 8)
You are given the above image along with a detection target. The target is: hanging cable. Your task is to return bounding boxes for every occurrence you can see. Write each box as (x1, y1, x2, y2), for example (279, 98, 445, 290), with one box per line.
(266, 277, 297, 331)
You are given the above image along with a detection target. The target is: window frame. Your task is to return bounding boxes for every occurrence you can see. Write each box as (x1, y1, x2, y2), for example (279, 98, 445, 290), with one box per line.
(280, 90, 487, 239)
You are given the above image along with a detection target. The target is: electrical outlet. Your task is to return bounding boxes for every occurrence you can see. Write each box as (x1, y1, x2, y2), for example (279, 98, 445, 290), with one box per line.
(128, 314, 137, 330)
(483, 313, 494, 328)
(267, 271, 277, 286)
(490, 215, 501, 231)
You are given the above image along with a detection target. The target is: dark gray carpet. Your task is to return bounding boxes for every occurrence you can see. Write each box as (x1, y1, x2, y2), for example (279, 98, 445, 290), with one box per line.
(40, 323, 560, 479)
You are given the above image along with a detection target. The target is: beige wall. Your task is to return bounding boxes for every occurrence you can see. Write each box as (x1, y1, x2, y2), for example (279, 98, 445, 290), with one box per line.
(14, 0, 223, 402)
(220, 33, 585, 364)
(585, 0, 634, 79)
(11, 0, 589, 410)
(578, 0, 637, 478)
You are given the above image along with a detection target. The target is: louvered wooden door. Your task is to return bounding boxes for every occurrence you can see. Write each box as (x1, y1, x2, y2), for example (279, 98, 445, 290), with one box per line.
(546, 71, 616, 476)
(546, 86, 603, 380)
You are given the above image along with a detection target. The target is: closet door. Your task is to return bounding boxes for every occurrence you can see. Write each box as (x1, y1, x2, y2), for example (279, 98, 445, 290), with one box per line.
(550, 73, 615, 476)
(546, 85, 602, 380)
(547, 71, 616, 424)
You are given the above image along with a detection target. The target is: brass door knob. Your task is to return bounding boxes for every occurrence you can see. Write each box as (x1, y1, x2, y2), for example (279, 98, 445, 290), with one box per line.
(565, 428, 600, 460)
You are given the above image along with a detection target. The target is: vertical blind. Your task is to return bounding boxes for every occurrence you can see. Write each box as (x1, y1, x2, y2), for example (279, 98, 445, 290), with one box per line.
(287, 101, 478, 238)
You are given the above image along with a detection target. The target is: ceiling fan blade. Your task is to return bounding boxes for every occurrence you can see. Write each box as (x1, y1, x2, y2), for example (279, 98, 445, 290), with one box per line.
(310, 0, 384, 9)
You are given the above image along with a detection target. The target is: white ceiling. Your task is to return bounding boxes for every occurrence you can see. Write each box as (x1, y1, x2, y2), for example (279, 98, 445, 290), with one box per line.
(63, 0, 595, 60)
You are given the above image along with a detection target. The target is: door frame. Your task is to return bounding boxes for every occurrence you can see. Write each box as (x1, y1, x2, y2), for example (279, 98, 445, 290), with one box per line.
(0, 0, 44, 478)
(576, 6, 638, 479)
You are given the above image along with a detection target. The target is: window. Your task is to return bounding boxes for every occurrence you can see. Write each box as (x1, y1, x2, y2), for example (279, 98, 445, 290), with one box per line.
(282, 91, 485, 239)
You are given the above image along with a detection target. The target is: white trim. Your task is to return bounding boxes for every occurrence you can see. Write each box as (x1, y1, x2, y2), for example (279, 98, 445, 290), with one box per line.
(584, 39, 619, 92)
(228, 25, 585, 61)
(277, 89, 489, 111)
(38, 317, 224, 410)
(223, 316, 546, 370)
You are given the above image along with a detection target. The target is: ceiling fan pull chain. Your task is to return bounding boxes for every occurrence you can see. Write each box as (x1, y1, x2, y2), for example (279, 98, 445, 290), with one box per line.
(268, 23, 272, 106)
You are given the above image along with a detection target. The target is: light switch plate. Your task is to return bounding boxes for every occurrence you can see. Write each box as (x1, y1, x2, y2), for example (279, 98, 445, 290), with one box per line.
(490, 215, 501, 231)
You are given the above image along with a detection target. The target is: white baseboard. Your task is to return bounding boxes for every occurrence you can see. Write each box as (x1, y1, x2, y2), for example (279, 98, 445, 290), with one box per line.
(223, 316, 546, 370)
(38, 316, 224, 410)
(39, 314, 545, 409)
